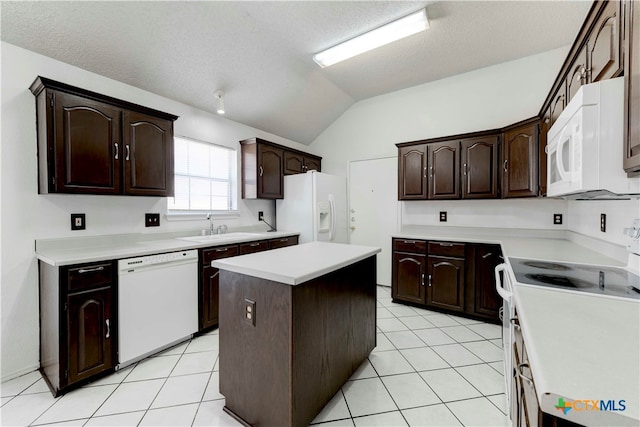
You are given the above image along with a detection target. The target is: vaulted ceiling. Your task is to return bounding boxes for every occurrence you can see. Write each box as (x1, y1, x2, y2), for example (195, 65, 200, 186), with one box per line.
(1, 1, 592, 144)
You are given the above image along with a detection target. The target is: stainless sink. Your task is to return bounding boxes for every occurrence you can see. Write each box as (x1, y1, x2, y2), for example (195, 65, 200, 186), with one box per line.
(176, 232, 263, 244)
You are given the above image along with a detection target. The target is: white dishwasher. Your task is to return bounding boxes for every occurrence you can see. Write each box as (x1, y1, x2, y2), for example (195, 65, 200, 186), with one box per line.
(118, 249, 198, 368)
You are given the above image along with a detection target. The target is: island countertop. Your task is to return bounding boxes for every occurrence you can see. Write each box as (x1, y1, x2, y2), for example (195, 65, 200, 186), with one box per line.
(211, 241, 381, 285)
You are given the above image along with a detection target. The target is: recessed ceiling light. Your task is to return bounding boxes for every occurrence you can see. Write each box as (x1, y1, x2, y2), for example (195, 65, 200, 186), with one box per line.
(313, 8, 429, 68)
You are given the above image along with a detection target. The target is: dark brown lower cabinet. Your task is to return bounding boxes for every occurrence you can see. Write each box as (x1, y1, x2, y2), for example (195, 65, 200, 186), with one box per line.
(391, 238, 500, 323)
(239, 240, 269, 255)
(39, 260, 117, 396)
(268, 235, 299, 249)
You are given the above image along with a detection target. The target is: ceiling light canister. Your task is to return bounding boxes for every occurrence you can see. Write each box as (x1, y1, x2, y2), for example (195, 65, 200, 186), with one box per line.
(313, 8, 429, 68)
(214, 90, 225, 115)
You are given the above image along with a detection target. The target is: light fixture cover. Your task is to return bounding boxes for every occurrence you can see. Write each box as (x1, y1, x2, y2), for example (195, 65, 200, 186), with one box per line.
(214, 90, 225, 115)
(313, 8, 429, 68)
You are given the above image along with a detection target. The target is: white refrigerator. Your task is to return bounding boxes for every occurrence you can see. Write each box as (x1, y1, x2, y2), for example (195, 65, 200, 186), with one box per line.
(276, 171, 348, 244)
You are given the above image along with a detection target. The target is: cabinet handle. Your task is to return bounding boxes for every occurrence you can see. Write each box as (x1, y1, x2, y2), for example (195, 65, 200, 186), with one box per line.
(125, 144, 130, 161)
(482, 252, 493, 259)
(423, 166, 427, 179)
(518, 363, 534, 386)
(259, 165, 264, 177)
(510, 317, 521, 331)
(210, 271, 220, 280)
(78, 266, 104, 274)
(428, 274, 432, 287)
(463, 163, 467, 176)
(250, 243, 260, 247)
(503, 159, 508, 172)
(114, 143, 119, 160)
(430, 166, 434, 178)
(437, 242, 454, 247)
(105, 319, 110, 339)
(421, 273, 425, 286)
(402, 240, 417, 244)
(215, 247, 228, 252)
(279, 238, 289, 242)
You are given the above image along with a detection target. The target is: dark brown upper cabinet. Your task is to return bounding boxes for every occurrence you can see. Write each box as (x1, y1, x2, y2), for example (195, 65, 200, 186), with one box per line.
(624, 0, 640, 175)
(461, 136, 499, 199)
(566, 45, 588, 104)
(397, 144, 428, 200)
(428, 141, 460, 200)
(283, 151, 322, 175)
(241, 138, 321, 199)
(502, 120, 539, 198)
(29, 77, 177, 197)
(587, 0, 622, 83)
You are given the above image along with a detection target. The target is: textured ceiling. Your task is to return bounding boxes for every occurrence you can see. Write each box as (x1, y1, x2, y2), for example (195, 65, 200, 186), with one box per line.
(1, 1, 592, 144)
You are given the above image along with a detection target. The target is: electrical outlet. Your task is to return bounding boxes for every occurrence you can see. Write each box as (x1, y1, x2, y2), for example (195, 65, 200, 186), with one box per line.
(600, 214, 606, 232)
(244, 298, 256, 327)
(553, 213, 563, 225)
(145, 213, 160, 227)
(258, 211, 264, 221)
(439, 212, 447, 222)
(70, 213, 85, 230)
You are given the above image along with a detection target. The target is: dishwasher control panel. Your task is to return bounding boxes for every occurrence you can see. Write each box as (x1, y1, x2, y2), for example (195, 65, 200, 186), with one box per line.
(118, 250, 198, 270)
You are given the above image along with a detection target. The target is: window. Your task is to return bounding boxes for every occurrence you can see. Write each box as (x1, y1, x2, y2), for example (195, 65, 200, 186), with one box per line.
(168, 136, 237, 212)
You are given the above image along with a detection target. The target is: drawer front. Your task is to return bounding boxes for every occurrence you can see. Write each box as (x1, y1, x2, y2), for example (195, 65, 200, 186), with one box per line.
(239, 240, 269, 255)
(66, 262, 113, 292)
(269, 235, 299, 249)
(428, 241, 465, 257)
(392, 238, 427, 253)
(202, 245, 240, 263)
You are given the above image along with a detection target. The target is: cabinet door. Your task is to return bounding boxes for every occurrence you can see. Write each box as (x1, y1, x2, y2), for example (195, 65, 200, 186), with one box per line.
(53, 91, 122, 194)
(398, 145, 428, 200)
(122, 111, 174, 196)
(392, 252, 426, 305)
(548, 89, 566, 130)
(625, 0, 640, 174)
(67, 287, 113, 385)
(566, 45, 589, 103)
(461, 137, 499, 199)
(304, 156, 321, 173)
(428, 141, 460, 200)
(427, 256, 465, 312)
(472, 245, 501, 320)
(257, 144, 284, 199)
(503, 122, 539, 198)
(588, 1, 622, 83)
(201, 265, 220, 330)
(284, 151, 304, 175)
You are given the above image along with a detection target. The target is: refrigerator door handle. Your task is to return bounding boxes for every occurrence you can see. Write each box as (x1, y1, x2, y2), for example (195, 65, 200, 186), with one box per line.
(328, 194, 336, 241)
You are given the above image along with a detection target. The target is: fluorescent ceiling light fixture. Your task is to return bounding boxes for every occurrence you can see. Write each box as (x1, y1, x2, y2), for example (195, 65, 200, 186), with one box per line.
(313, 8, 429, 68)
(214, 90, 225, 115)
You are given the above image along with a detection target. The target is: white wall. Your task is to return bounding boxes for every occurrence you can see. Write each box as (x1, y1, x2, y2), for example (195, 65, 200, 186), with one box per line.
(567, 199, 640, 247)
(0, 42, 314, 380)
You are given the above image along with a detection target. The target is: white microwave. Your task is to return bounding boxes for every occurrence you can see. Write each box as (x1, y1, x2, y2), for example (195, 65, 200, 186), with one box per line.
(546, 77, 640, 199)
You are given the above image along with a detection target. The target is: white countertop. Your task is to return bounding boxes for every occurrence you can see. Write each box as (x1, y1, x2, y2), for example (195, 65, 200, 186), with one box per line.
(35, 230, 300, 266)
(211, 241, 381, 285)
(513, 282, 640, 426)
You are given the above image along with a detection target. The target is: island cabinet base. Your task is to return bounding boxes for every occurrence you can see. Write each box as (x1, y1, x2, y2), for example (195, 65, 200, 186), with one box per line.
(218, 256, 377, 427)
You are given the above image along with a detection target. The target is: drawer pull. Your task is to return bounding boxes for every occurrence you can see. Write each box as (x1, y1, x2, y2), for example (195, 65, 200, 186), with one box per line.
(510, 317, 521, 331)
(105, 319, 111, 339)
(518, 363, 533, 386)
(216, 248, 228, 252)
(78, 266, 105, 274)
(437, 242, 454, 247)
(402, 240, 417, 244)
(279, 238, 289, 242)
(481, 252, 493, 259)
(250, 243, 260, 247)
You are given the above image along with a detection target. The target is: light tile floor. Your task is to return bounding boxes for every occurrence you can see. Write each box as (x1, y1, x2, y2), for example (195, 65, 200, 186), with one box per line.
(1, 286, 509, 426)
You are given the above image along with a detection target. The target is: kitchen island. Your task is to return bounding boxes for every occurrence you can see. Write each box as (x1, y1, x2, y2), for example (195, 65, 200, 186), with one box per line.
(212, 241, 381, 427)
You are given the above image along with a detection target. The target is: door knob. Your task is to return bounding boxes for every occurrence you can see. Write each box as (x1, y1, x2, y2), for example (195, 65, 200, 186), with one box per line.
(350, 226, 356, 231)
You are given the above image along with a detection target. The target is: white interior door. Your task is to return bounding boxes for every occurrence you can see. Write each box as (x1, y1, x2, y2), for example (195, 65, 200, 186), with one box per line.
(348, 157, 398, 287)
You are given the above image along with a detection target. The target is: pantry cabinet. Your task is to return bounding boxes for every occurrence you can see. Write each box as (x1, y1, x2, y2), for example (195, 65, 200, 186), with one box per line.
(391, 238, 500, 322)
(624, 0, 640, 175)
(29, 77, 177, 197)
(39, 260, 117, 396)
(241, 138, 321, 199)
(502, 120, 539, 198)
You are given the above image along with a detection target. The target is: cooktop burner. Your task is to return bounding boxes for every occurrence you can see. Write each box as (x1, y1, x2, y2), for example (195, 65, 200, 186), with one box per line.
(509, 257, 640, 300)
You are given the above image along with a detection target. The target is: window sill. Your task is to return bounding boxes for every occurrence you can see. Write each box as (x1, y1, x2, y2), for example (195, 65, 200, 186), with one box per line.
(165, 210, 240, 221)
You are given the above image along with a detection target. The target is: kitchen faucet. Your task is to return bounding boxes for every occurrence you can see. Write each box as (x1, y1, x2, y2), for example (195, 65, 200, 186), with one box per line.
(206, 212, 215, 235)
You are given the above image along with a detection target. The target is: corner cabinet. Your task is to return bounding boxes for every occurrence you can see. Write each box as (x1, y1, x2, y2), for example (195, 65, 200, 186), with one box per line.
(240, 138, 321, 199)
(39, 260, 117, 396)
(30, 77, 177, 197)
(624, 0, 640, 175)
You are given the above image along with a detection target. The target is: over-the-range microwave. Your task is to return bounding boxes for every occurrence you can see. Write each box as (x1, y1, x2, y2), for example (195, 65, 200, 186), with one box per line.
(546, 77, 640, 199)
